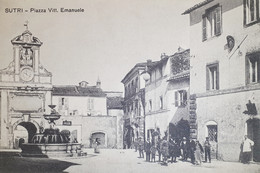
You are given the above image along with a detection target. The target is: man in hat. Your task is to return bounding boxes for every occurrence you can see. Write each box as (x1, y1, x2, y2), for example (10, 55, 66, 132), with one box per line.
(204, 137, 211, 163)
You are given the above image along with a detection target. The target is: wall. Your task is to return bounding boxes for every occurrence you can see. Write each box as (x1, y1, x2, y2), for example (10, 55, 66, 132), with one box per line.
(188, 0, 260, 161)
(108, 109, 124, 149)
(52, 96, 107, 116)
(56, 115, 118, 148)
(190, 0, 260, 94)
(196, 89, 260, 161)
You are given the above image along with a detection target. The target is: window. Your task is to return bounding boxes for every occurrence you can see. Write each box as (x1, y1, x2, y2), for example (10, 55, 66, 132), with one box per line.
(88, 98, 94, 110)
(159, 96, 163, 109)
(149, 100, 152, 112)
(202, 5, 222, 41)
(135, 77, 138, 92)
(61, 98, 65, 106)
(175, 90, 187, 107)
(244, 0, 260, 25)
(246, 52, 260, 83)
(206, 63, 219, 90)
(207, 125, 218, 142)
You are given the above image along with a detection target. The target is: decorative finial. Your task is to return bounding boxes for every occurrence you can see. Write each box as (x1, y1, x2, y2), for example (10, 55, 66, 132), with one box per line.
(24, 20, 29, 30)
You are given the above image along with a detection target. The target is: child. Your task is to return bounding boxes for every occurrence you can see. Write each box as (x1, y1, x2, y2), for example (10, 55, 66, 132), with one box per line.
(150, 145, 157, 162)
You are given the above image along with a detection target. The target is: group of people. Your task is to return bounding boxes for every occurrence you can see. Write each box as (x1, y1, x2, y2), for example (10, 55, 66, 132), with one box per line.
(135, 136, 212, 166)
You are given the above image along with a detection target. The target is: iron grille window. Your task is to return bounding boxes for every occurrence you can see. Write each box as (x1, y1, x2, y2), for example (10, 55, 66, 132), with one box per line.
(207, 125, 218, 142)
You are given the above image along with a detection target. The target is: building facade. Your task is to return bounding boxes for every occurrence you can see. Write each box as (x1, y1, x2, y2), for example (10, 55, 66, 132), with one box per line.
(121, 63, 146, 148)
(0, 28, 52, 149)
(52, 81, 123, 148)
(145, 49, 190, 143)
(0, 27, 123, 149)
(183, 0, 260, 161)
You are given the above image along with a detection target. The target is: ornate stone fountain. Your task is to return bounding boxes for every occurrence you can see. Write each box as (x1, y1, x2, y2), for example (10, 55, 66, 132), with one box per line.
(21, 105, 81, 157)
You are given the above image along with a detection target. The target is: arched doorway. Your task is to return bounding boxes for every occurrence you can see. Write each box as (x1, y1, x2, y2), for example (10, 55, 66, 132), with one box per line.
(205, 121, 218, 159)
(13, 122, 37, 148)
(90, 132, 106, 148)
(247, 118, 260, 162)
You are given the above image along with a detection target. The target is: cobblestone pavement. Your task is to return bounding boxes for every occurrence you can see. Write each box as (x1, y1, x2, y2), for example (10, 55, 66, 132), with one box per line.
(59, 149, 260, 173)
(1, 149, 260, 173)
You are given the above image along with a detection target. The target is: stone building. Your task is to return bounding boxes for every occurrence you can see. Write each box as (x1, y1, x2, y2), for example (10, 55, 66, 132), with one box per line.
(183, 0, 260, 161)
(0, 27, 123, 149)
(145, 48, 190, 142)
(0, 28, 52, 149)
(106, 91, 124, 149)
(52, 81, 124, 148)
(121, 63, 146, 148)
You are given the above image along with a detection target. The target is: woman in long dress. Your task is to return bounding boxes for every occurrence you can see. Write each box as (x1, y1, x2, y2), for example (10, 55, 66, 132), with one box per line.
(194, 140, 204, 165)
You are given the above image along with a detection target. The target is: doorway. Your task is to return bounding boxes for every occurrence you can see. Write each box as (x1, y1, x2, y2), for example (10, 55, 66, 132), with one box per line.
(91, 132, 106, 148)
(247, 118, 260, 162)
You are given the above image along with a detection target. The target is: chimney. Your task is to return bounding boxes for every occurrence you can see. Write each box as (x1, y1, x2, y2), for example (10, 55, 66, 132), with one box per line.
(147, 59, 152, 67)
(161, 53, 166, 59)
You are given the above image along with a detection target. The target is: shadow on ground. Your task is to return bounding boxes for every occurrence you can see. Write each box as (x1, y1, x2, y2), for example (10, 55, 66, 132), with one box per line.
(0, 152, 79, 173)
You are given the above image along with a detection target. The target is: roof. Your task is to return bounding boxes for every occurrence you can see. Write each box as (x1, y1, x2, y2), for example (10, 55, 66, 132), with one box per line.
(147, 57, 168, 71)
(168, 70, 190, 81)
(52, 85, 106, 97)
(11, 30, 42, 46)
(182, 0, 214, 15)
(121, 62, 147, 83)
(107, 97, 124, 109)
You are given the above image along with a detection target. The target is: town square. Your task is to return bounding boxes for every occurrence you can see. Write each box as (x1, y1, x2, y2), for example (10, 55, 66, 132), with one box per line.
(0, 0, 260, 172)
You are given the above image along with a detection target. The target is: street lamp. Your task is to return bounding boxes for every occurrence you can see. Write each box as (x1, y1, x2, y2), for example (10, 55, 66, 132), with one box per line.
(141, 61, 151, 147)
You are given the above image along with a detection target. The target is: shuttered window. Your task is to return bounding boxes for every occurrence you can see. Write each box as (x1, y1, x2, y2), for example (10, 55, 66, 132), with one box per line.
(247, 52, 260, 84)
(206, 63, 219, 91)
(88, 98, 94, 110)
(244, 0, 260, 25)
(175, 90, 187, 107)
(202, 5, 222, 41)
(202, 15, 207, 41)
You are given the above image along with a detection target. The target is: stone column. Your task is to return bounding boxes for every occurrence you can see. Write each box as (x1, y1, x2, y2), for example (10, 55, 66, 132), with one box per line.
(14, 45, 20, 82)
(0, 91, 9, 148)
(33, 47, 39, 82)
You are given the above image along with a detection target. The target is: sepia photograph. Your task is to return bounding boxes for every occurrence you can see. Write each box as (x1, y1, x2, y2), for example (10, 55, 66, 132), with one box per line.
(0, 0, 260, 172)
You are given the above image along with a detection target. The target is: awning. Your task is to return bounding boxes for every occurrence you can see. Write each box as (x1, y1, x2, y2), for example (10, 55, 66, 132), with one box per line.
(170, 106, 189, 125)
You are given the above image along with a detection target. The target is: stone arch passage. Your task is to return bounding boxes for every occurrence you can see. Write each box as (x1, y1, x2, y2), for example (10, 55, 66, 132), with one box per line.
(17, 122, 37, 143)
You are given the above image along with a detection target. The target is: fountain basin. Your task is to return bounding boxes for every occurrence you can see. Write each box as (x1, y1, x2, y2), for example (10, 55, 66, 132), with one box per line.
(21, 143, 81, 157)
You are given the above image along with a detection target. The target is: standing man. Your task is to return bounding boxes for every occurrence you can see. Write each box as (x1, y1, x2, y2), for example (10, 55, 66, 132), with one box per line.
(138, 137, 144, 158)
(204, 137, 211, 163)
(145, 140, 151, 162)
(242, 135, 254, 164)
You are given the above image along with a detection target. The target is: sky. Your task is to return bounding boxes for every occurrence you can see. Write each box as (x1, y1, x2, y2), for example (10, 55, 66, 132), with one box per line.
(0, 0, 201, 92)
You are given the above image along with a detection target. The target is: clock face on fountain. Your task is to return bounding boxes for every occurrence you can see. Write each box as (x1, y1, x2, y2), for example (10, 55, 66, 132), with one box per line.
(20, 66, 34, 81)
